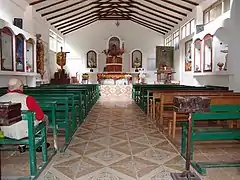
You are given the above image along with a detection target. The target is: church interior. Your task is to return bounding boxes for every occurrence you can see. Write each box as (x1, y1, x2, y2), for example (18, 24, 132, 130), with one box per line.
(0, 0, 240, 179)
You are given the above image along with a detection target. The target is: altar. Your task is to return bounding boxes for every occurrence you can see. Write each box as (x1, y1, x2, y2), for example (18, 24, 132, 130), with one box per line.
(100, 84, 132, 99)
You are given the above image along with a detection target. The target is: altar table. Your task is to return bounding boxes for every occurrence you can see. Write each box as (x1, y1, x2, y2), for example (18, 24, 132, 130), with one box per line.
(100, 85, 132, 98)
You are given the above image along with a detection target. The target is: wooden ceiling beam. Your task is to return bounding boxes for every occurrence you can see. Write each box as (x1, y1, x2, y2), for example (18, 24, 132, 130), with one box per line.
(130, 17, 168, 33)
(56, 7, 102, 28)
(125, 8, 174, 27)
(180, 0, 199, 6)
(49, 0, 111, 22)
(99, 17, 130, 20)
(36, 0, 69, 12)
(51, 6, 101, 25)
(130, 19, 165, 35)
(159, 0, 192, 11)
(131, 0, 182, 21)
(116, 7, 169, 31)
(118, 0, 174, 27)
(58, 13, 99, 30)
(130, 14, 171, 30)
(42, 0, 89, 17)
(29, 0, 47, 5)
(63, 18, 99, 35)
(143, 0, 187, 16)
(130, 3, 178, 24)
(93, 1, 130, 5)
(100, 10, 129, 17)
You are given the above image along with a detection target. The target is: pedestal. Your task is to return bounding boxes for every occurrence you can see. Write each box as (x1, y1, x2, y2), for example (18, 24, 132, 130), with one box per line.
(171, 96, 210, 180)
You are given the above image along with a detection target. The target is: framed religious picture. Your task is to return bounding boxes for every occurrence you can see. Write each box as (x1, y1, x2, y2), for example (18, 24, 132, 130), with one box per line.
(15, 34, 25, 72)
(132, 50, 142, 68)
(87, 50, 97, 68)
(0, 27, 14, 71)
(194, 39, 202, 72)
(185, 39, 192, 71)
(26, 38, 35, 72)
(203, 34, 213, 72)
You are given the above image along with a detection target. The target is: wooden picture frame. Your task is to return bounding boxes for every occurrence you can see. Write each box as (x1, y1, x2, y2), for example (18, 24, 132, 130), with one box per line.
(87, 50, 97, 68)
(0, 27, 14, 71)
(185, 39, 192, 71)
(194, 39, 202, 72)
(15, 34, 25, 72)
(203, 34, 213, 72)
(132, 50, 142, 68)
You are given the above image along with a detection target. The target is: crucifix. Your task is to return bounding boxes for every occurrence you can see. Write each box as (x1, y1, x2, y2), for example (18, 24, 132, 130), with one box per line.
(56, 47, 70, 70)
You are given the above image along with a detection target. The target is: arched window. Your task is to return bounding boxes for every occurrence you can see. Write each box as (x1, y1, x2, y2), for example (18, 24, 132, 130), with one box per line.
(194, 39, 202, 72)
(203, 34, 213, 72)
(26, 38, 35, 72)
(0, 27, 14, 71)
(108, 37, 120, 50)
(131, 50, 142, 68)
(15, 34, 25, 71)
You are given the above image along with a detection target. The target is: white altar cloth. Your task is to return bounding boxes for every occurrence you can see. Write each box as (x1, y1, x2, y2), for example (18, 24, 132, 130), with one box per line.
(100, 85, 132, 98)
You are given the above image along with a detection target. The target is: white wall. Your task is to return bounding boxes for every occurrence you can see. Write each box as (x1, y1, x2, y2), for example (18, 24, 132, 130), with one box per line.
(166, 0, 233, 87)
(228, 0, 240, 91)
(0, 0, 63, 86)
(65, 20, 164, 83)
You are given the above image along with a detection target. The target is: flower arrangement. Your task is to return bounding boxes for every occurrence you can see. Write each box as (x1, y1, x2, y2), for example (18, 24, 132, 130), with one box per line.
(217, 62, 224, 71)
(161, 62, 168, 68)
(82, 73, 89, 80)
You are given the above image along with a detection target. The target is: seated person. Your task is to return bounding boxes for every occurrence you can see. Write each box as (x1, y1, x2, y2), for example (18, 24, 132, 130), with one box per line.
(0, 78, 49, 152)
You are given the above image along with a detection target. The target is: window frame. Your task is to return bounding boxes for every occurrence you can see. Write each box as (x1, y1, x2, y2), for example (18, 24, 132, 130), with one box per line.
(203, 0, 230, 25)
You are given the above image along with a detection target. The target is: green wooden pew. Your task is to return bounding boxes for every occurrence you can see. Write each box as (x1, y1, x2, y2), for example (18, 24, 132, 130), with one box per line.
(0, 111, 56, 180)
(181, 104, 240, 175)
(25, 86, 99, 117)
(35, 96, 76, 152)
(38, 102, 58, 151)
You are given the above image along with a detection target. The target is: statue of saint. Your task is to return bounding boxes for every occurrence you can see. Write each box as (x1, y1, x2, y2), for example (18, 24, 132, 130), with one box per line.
(36, 34, 44, 74)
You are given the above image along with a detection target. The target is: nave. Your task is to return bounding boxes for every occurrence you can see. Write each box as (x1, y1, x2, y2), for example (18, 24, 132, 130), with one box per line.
(42, 97, 185, 180)
(38, 97, 239, 180)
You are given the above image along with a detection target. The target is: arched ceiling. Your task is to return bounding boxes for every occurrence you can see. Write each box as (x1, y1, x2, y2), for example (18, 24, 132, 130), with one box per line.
(26, 0, 203, 35)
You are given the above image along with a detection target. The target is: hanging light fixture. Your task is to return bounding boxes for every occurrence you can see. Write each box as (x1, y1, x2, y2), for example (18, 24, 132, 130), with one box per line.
(115, 20, 120, 27)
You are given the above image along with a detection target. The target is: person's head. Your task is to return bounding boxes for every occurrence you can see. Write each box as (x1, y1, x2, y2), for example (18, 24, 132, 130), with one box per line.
(8, 78, 24, 92)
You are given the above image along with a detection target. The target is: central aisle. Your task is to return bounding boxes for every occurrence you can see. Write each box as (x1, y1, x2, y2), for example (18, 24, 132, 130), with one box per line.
(43, 97, 185, 180)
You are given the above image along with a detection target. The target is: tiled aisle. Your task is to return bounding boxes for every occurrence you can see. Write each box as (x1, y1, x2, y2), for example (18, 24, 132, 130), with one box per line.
(43, 97, 186, 180)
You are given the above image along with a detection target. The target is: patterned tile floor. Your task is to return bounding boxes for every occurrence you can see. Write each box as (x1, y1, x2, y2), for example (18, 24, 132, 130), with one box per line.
(43, 98, 185, 180)
(1, 96, 240, 180)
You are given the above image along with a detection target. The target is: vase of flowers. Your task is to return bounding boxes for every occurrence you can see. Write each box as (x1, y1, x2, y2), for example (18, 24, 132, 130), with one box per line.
(134, 62, 141, 72)
(217, 62, 224, 71)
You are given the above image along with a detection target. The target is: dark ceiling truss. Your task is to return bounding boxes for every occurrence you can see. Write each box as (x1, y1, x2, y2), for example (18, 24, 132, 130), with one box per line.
(36, 0, 70, 12)
(29, 0, 199, 35)
(29, 0, 47, 6)
(42, 0, 89, 17)
(142, 0, 187, 16)
(131, 19, 166, 35)
(62, 18, 99, 35)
